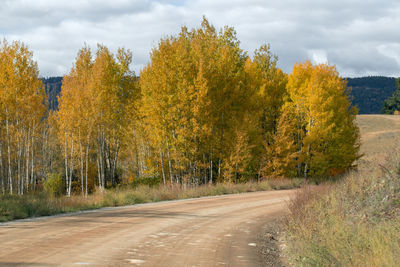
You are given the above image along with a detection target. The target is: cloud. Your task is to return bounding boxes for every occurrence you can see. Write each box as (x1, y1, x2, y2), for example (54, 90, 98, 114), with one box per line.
(309, 50, 328, 65)
(0, 0, 399, 77)
(378, 44, 400, 65)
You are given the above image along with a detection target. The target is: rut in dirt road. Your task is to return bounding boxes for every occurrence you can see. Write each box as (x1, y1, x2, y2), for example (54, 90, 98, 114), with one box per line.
(0, 190, 295, 266)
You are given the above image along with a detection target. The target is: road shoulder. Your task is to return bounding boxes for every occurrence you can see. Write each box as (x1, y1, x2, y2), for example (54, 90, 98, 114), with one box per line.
(257, 218, 289, 267)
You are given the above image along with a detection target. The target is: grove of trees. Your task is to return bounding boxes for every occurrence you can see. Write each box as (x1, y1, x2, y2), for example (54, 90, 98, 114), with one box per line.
(0, 19, 360, 195)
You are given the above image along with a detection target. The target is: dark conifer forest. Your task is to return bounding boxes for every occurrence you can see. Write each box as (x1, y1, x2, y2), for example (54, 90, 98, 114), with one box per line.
(346, 76, 396, 114)
(42, 76, 398, 114)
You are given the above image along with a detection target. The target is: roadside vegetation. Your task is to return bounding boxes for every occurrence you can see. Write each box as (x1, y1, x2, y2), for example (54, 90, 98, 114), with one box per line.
(0, 178, 303, 222)
(285, 155, 400, 266)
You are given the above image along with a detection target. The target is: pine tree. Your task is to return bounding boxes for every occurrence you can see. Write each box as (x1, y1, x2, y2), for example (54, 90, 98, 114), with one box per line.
(382, 78, 400, 114)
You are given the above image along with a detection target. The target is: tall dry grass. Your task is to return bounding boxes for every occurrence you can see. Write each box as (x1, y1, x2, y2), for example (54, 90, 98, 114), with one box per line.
(0, 178, 303, 222)
(285, 156, 400, 267)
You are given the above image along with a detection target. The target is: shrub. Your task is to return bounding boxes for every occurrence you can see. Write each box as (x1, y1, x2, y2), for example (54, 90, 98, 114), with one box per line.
(43, 173, 64, 196)
(132, 176, 161, 187)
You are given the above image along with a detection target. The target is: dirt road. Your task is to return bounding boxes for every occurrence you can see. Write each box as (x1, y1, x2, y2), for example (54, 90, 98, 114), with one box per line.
(0, 190, 294, 266)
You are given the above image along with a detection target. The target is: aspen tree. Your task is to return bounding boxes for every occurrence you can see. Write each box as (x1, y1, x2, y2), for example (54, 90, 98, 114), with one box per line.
(56, 46, 93, 196)
(0, 40, 46, 194)
(284, 61, 360, 177)
(262, 106, 299, 178)
(92, 45, 136, 187)
(244, 44, 288, 179)
(57, 45, 137, 194)
(140, 18, 252, 184)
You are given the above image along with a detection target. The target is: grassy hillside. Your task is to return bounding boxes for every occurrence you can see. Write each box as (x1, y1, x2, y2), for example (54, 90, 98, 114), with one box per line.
(285, 115, 400, 266)
(356, 115, 400, 164)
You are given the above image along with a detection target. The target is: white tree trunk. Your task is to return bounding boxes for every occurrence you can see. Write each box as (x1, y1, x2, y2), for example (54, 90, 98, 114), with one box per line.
(210, 159, 213, 184)
(0, 142, 4, 194)
(79, 130, 84, 197)
(160, 151, 166, 187)
(167, 142, 173, 186)
(31, 134, 35, 191)
(97, 149, 102, 191)
(69, 139, 74, 196)
(85, 145, 89, 197)
(17, 128, 22, 195)
(64, 133, 69, 196)
(6, 115, 13, 194)
(25, 128, 30, 192)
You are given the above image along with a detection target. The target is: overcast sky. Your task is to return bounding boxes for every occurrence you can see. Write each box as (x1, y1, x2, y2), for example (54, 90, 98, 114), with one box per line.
(1, 0, 399, 77)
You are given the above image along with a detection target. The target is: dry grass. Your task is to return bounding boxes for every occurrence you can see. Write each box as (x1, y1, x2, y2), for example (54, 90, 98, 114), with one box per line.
(356, 115, 400, 166)
(284, 115, 400, 266)
(0, 178, 303, 222)
(285, 163, 400, 266)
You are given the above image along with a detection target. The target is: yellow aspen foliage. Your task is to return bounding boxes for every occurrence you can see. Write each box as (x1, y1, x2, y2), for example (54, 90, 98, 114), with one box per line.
(140, 17, 253, 184)
(56, 46, 94, 196)
(222, 116, 255, 183)
(0, 21, 364, 193)
(56, 44, 138, 195)
(0, 40, 46, 194)
(250, 44, 288, 136)
(262, 105, 299, 178)
(244, 44, 288, 179)
(284, 61, 360, 178)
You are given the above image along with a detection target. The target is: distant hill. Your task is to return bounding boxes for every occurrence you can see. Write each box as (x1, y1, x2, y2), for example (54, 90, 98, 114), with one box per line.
(346, 76, 397, 114)
(42, 77, 62, 110)
(41, 76, 397, 114)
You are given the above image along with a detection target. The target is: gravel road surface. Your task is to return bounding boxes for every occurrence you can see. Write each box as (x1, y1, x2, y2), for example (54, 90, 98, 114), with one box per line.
(0, 190, 295, 266)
